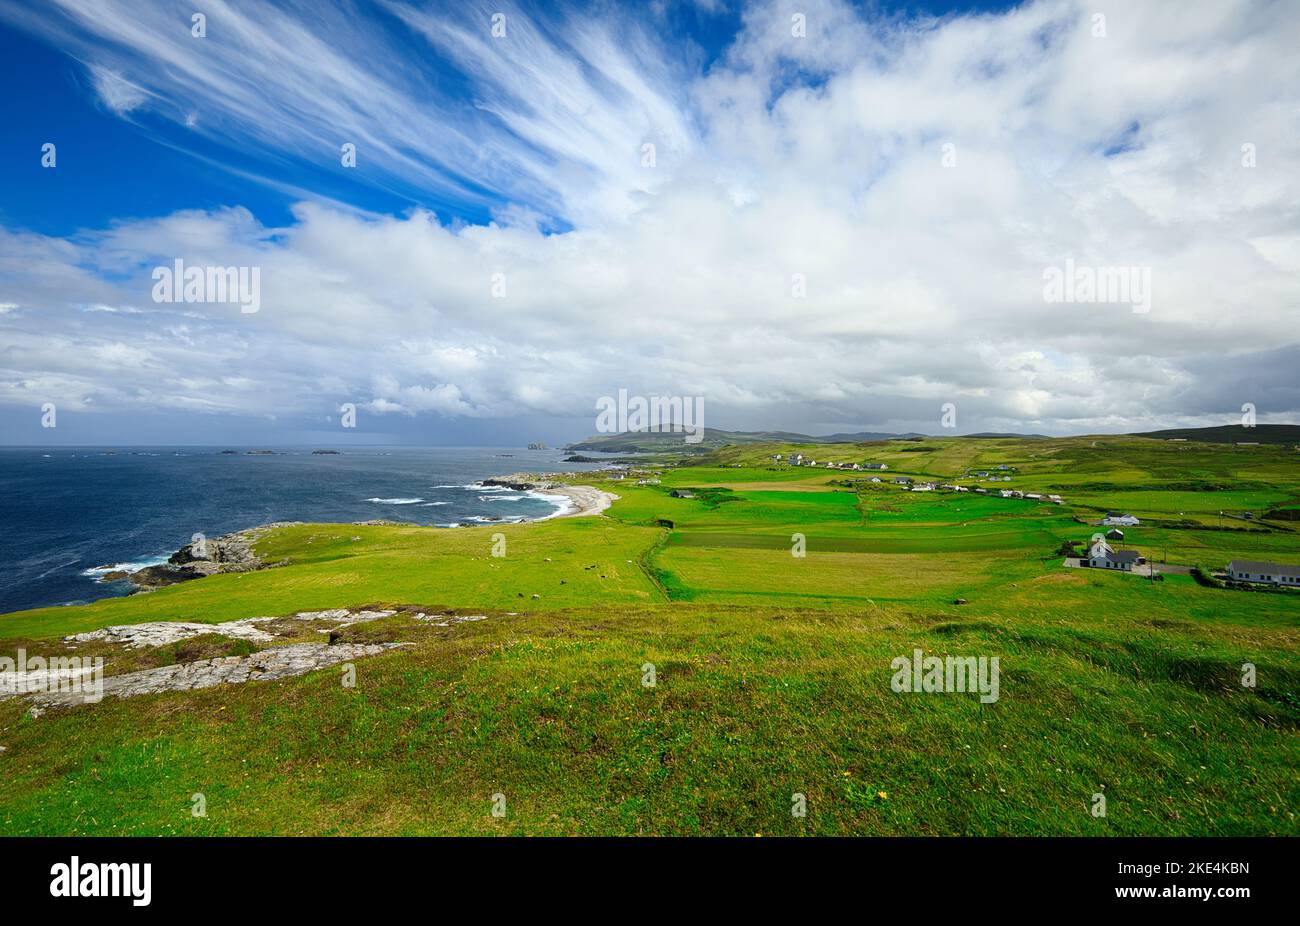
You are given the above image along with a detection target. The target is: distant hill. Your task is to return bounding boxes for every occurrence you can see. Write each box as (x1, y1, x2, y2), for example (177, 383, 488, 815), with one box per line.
(818, 431, 927, 442)
(566, 427, 1042, 451)
(565, 428, 815, 452)
(1131, 424, 1300, 445)
(964, 432, 1049, 439)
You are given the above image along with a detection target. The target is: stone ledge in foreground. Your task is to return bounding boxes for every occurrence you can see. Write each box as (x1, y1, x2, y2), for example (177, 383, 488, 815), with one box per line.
(20, 642, 408, 710)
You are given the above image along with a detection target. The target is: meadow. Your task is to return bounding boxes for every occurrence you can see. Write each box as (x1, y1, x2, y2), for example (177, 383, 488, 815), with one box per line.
(0, 435, 1296, 836)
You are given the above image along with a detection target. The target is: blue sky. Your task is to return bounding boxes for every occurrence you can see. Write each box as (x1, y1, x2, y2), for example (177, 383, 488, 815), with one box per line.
(0, 0, 1296, 445)
(0, 0, 1016, 237)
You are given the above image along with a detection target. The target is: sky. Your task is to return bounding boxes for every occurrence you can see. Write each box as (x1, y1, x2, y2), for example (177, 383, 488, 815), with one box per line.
(0, 0, 1297, 446)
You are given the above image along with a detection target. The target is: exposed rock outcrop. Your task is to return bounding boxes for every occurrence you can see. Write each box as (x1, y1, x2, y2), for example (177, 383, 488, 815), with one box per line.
(26, 642, 407, 708)
(111, 523, 298, 591)
(66, 609, 399, 648)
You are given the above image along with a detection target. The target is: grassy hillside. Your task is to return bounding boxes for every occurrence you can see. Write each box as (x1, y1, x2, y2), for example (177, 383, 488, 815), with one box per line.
(1131, 424, 1300, 445)
(1, 435, 1296, 836)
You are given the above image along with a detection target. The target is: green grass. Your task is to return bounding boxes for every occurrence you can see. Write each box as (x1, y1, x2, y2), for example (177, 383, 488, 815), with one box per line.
(1, 435, 1296, 836)
(0, 518, 663, 639)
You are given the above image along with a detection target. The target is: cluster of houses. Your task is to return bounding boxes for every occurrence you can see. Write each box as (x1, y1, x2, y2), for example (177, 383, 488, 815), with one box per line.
(996, 489, 1065, 504)
(893, 479, 1065, 504)
(965, 465, 1016, 483)
(604, 466, 662, 485)
(1084, 549, 1299, 585)
(1075, 520, 1298, 588)
(773, 453, 888, 472)
(768, 453, 1084, 508)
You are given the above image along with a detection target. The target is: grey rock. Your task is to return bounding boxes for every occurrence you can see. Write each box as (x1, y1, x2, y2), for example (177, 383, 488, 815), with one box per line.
(68, 618, 278, 648)
(27, 643, 407, 709)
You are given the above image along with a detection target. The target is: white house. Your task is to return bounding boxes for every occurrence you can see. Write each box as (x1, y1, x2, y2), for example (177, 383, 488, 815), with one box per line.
(1088, 540, 1141, 571)
(1226, 560, 1300, 585)
(1103, 512, 1140, 526)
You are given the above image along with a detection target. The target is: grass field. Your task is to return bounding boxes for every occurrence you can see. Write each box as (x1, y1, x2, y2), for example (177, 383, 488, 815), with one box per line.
(1, 435, 1297, 836)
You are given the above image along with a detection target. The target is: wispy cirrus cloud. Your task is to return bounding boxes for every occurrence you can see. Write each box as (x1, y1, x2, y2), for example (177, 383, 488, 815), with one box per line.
(1, 0, 695, 225)
(86, 63, 150, 115)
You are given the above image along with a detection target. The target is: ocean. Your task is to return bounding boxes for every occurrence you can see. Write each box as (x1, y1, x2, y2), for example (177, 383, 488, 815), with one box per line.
(0, 446, 612, 615)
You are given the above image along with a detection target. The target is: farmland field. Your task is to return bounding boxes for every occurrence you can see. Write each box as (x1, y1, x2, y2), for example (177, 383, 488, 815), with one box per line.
(1, 435, 1297, 836)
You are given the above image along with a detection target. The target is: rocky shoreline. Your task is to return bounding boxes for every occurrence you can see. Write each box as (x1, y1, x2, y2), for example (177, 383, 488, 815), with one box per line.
(100, 522, 296, 592)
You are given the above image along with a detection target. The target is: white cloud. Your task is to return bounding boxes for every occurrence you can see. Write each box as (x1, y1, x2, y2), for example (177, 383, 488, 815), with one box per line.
(87, 64, 149, 115)
(1, 0, 1298, 436)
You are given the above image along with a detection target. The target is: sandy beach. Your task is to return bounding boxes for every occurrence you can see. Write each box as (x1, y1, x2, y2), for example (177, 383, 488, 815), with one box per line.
(530, 484, 620, 518)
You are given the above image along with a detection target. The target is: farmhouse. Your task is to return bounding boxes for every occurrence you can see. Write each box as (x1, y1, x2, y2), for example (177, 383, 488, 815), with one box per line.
(1105, 528, 1125, 540)
(862, 463, 889, 471)
(1103, 512, 1140, 526)
(670, 489, 695, 499)
(1226, 560, 1300, 585)
(1088, 540, 1142, 571)
(892, 477, 912, 485)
